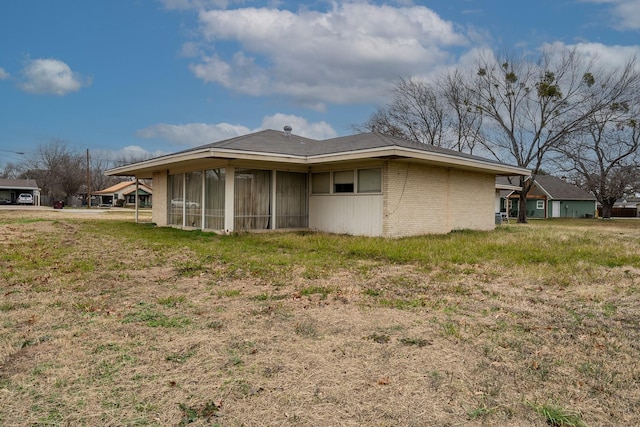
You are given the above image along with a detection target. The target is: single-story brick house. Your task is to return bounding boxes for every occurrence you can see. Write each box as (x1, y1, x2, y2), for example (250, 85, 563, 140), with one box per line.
(106, 129, 530, 237)
(94, 181, 153, 207)
(501, 175, 597, 219)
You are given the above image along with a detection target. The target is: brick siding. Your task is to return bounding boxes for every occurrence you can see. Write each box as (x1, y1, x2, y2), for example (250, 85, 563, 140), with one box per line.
(383, 161, 495, 237)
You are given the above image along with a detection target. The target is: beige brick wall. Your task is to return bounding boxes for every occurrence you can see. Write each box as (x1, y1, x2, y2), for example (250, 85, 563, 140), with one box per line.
(383, 161, 495, 237)
(448, 170, 495, 231)
(152, 171, 168, 226)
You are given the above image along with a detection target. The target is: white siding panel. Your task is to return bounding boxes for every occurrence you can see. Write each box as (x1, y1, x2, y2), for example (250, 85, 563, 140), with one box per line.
(309, 195, 383, 236)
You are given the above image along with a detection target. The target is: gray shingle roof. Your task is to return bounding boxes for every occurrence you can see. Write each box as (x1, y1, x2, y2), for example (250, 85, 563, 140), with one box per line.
(107, 129, 531, 178)
(533, 175, 595, 200)
(179, 129, 513, 166)
(0, 178, 39, 189)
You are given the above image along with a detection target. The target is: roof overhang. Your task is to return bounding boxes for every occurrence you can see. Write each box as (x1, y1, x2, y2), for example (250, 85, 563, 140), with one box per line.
(496, 184, 522, 192)
(0, 186, 40, 191)
(106, 146, 530, 179)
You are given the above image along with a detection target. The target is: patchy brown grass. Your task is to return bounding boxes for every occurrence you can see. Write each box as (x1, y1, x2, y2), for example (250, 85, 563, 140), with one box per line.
(1, 210, 639, 426)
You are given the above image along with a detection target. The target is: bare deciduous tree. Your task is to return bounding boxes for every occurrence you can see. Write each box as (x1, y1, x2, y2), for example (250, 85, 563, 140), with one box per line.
(0, 162, 24, 179)
(23, 140, 85, 205)
(362, 46, 640, 223)
(358, 75, 485, 153)
(557, 80, 640, 218)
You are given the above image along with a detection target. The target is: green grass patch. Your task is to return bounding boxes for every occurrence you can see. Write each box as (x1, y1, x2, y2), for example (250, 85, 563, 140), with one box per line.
(157, 295, 186, 307)
(122, 304, 191, 328)
(299, 285, 334, 299)
(529, 402, 587, 427)
(178, 401, 220, 426)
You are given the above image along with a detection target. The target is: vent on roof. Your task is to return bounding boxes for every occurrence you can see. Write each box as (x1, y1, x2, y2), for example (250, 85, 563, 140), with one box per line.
(283, 125, 292, 137)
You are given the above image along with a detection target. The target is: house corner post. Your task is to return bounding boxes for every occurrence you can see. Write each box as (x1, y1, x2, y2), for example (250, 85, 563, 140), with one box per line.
(135, 178, 139, 223)
(224, 166, 235, 233)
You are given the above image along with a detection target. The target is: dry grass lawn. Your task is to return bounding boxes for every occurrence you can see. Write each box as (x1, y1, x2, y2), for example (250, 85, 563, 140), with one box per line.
(1, 208, 639, 426)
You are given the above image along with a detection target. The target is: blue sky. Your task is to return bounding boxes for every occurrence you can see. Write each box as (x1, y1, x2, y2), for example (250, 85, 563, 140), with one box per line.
(1, 0, 639, 167)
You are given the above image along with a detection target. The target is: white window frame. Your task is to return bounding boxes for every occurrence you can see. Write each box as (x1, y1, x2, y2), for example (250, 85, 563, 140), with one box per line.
(357, 168, 382, 194)
(333, 170, 355, 193)
(536, 200, 544, 210)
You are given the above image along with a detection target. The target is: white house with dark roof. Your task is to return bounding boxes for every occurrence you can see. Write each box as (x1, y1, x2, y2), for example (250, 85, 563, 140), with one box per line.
(0, 178, 41, 205)
(106, 129, 530, 237)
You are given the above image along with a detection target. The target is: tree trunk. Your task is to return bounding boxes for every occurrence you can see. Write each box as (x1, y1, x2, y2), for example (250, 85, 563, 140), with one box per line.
(601, 202, 614, 219)
(517, 190, 528, 223)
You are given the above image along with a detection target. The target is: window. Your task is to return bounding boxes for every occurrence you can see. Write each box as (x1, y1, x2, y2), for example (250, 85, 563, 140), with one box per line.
(185, 171, 203, 228)
(333, 170, 354, 193)
(276, 171, 308, 228)
(167, 174, 184, 226)
(235, 169, 271, 230)
(311, 172, 330, 194)
(357, 168, 381, 193)
(205, 168, 225, 229)
(536, 200, 544, 210)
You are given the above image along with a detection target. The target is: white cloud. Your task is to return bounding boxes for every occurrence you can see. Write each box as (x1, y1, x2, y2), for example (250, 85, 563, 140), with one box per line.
(0, 67, 9, 79)
(613, 0, 640, 29)
(188, 3, 468, 106)
(580, 0, 640, 30)
(136, 113, 337, 147)
(259, 114, 337, 140)
(137, 122, 251, 146)
(543, 41, 640, 70)
(120, 145, 167, 160)
(20, 58, 90, 96)
(105, 145, 168, 161)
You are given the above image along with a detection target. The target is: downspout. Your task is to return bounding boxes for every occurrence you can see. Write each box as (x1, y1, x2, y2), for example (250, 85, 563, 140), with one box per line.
(545, 198, 548, 219)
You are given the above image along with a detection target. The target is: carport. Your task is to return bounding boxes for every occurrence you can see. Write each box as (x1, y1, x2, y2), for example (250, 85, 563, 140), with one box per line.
(0, 178, 41, 205)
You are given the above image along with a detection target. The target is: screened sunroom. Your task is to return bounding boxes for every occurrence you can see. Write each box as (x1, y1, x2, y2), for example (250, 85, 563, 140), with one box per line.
(166, 168, 309, 231)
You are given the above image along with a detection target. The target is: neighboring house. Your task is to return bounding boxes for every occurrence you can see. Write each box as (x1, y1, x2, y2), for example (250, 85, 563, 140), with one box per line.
(598, 193, 640, 217)
(495, 178, 522, 216)
(93, 181, 153, 207)
(502, 175, 597, 219)
(106, 128, 530, 237)
(0, 178, 41, 205)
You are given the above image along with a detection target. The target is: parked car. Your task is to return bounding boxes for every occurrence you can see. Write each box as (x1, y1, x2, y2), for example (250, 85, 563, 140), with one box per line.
(170, 198, 200, 209)
(17, 193, 33, 204)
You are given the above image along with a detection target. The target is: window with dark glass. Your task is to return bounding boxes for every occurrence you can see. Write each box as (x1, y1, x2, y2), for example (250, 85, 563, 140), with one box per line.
(333, 170, 354, 193)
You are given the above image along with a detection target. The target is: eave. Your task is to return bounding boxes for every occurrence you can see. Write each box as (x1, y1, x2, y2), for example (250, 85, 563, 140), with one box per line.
(106, 146, 530, 179)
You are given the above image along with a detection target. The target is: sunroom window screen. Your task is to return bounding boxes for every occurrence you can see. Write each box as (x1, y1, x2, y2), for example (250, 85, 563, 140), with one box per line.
(168, 174, 183, 226)
(276, 171, 308, 228)
(235, 169, 271, 230)
(205, 169, 225, 229)
(185, 171, 202, 228)
(357, 168, 381, 193)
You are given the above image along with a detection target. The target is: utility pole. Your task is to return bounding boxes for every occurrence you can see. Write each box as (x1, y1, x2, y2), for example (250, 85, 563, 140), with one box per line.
(86, 149, 91, 209)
